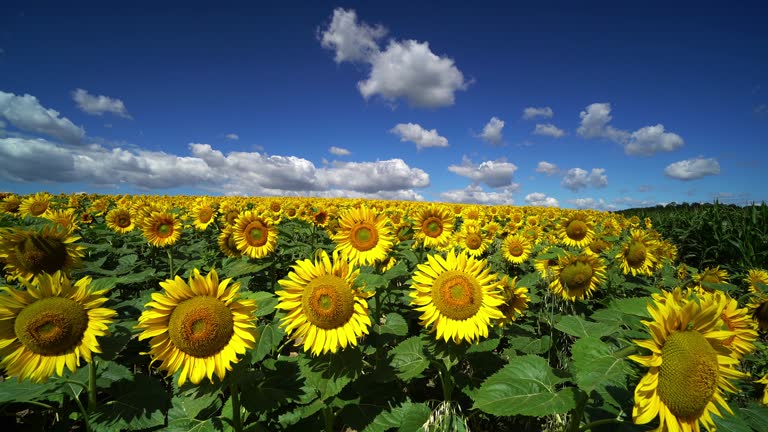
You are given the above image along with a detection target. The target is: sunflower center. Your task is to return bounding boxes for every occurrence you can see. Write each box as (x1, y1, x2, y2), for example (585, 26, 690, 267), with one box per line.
(168, 296, 234, 357)
(509, 242, 524, 257)
(431, 270, 483, 321)
(754, 301, 768, 329)
(465, 233, 483, 250)
(198, 208, 213, 223)
(157, 223, 173, 238)
(565, 220, 588, 241)
(245, 220, 268, 247)
(422, 217, 443, 238)
(559, 261, 593, 293)
(658, 330, 720, 421)
(29, 202, 48, 216)
(14, 297, 88, 355)
(16, 234, 68, 275)
(350, 223, 379, 251)
(301, 275, 355, 330)
(116, 215, 131, 228)
(626, 241, 647, 266)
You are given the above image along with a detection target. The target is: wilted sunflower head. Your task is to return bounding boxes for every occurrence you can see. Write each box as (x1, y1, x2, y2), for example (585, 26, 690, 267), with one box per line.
(694, 266, 729, 292)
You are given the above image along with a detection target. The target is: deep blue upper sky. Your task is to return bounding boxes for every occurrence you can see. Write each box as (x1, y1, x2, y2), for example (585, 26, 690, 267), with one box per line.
(1, 0, 766, 209)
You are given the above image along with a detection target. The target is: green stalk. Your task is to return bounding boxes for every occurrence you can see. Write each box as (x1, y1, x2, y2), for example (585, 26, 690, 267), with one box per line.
(230, 382, 243, 432)
(69, 384, 92, 432)
(579, 418, 625, 431)
(323, 407, 335, 432)
(612, 345, 639, 359)
(88, 360, 98, 411)
(438, 368, 455, 402)
(167, 248, 175, 277)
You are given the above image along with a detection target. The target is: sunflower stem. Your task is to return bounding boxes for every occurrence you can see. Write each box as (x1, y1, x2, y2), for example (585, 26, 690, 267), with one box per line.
(88, 360, 98, 411)
(612, 345, 639, 358)
(69, 384, 93, 432)
(230, 382, 243, 432)
(438, 367, 455, 401)
(323, 406, 335, 432)
(578, 418, 625, 431)
(167, 248, 175, 278)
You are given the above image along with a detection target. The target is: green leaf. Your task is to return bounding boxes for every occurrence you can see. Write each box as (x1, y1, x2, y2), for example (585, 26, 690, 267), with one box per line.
(89, 268, 157, 291)
(249, 291, 279, 317)
(240, 360, 303, 413)
(555, 315, 620, 339)
(362, 401, 431, 432)
(90, 374, 169, 432)
(222, 258, 272, 279)
(375, 312, 408, 337)
(167, 386, 222, 432)
(277, 398, 325, 427)
(0, 379, 63, 405)
(251, 321, 285, 363)
(571, 338, 631, 405)
(505, 335, 552, 355)
(607, 297, 652, 318)
(472, 355, 577, 417)
(466, 337, 500, 354)
(741, 403, 768, 431)
(355, 272, 389, 292)
(389, 336, 429, 381)
(299, 352, 358, 401)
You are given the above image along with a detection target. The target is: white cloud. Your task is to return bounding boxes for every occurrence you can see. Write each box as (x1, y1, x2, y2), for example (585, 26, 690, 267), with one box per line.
(448, 156, 517, 188)
(535, 161, 559, 176)
(225, 133, 239, 140)
(72, 89, 131, 118)
(525, 192, 559, 207)
(439, 184, 518, 205)
(522, 106, 553, 120)
(533, 123, 565, 138)
(359, 40, 468, 108)
(577, 103, 630, 143)
(566, 197, 618, 211)
(316, 159, 429, 193)
(625, 124, 684, 156)
(561, 167, 608, 191)
(479, 116, 504, 145)
(329, 146, 351, 156)
(664, 157, 720, 180)
(0, 90, 85, 144)
(390, 123, 448, 149)
(319, 8, 387, 63)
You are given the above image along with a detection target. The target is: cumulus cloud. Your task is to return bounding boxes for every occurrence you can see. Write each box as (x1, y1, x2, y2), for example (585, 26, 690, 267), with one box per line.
(535, 161, 559, 176)
(577, 103, 630, 143)
(525, 192, 559, 207)
(329, 146, 351, 156)
(72, 89, 131, 118)
(533, 123, 565, 138)
(390, 123, 448, 149)
(320, 8, 468, 108)
(479, 116, 504, 145)
(664, 157, 721, 180)
(439, 185, 519, 205)
(561, 168, 608, 191)
(447, 156, 518, 188)
(319, 8, 387, 63)
(0, 90, 85, 144)
(566, 197, 618, 211)
(225, 133, 239, 140)
(625, 124, 684, 156)
(522, 106, 553, 120)
(316, 159, 429, 193)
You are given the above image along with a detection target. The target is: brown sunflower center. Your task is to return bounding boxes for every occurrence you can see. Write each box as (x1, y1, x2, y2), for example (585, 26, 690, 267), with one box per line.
(301, 274, 355, 329)
(508, 242, 524, 257)
(4, 200, 21, 213)
(198, 208, 213, 223)
(168, 296, 234, 357)
(244, 220, 268, 247)
(350, 223, 379, 251)
(270, 202, 281, 213)
(658, 330, 720, 421)
(465, 233, 483, 250)
(431, 270, 483, 321)
(156, 222, 173, 238)
(422, 217, 443, 238)
(559, 260, 593, 293)
(626, 241, 647, 267)
(15, 297, 88, 355)
(565, 219, 588, 241)
(754, 300, 768, 330)
(225, 211, 239, 225)
(314, 212, 328, 225)
(116, 214, 132, 228)
(16, 234, 68, 275)
(29, 201, 48, 216)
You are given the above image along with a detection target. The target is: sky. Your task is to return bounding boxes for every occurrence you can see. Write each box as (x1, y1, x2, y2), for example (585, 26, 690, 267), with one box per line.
(1, 0, 767, 210)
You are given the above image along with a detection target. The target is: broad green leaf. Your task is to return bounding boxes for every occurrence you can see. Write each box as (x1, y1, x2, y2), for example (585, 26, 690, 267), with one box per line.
(555, 315, 620, 339)
(375, 312, 408, 336)
(0, 379, 63, 405)
(389, 336, 429, 381)
(298, 352, 357, 401)
(505, 335, 552, 355)
(472, 355, 577, 417)
(251, 321, 285, 363)
(240, 360, 303, 413)
(222, 258, 272, 279)
(89, 268, 157, 291)
(607, 297, 652, 318)
(249, 290, 279, 317)
(571, 337, 631, 404)
(355, 272, 389, 292)
(90, 374, 169, 432)
(741, 403, 768, 431)
(167, 387, 222, 432)
(362, 401, 431, 432)
(466, 337, 500, 354)
(277, 398, 325, 427)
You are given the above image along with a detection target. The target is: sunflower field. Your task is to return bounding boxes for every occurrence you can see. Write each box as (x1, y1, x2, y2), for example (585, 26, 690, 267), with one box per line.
(0, 192, 766, 432)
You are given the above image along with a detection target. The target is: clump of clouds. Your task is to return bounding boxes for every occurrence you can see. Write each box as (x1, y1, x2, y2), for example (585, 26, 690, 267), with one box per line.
(440, 184, 518, 205)
(525, 192, 559, 207)
(561, 168, 608, 191)
(478, 116, 504, 145)
(448, 156, 518, 188)
(533, 123, 565, 138)
(522, 106, 553, 120)
(72, 89, 132, 118)
(225, 133, 239, 140)
(329, 146, 351, 156)
(664, 157, 720, 180)
(0, 90, 85, 144)
(390, 123, 448, 149)
(535, 161, 559, 176)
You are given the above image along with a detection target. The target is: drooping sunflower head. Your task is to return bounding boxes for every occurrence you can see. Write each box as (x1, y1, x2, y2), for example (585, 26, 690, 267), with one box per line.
(495, 276, 530, 326)
(413, 204, 455, 249)
(629, 288, 749, 432)
(232, 211, 277, 259)
(557, 212, 595, 249)
(549, 252, 607, 301)
(105, 207, 135, 234)
(0, 195, 22, 216)
(616, 229, 658, 277)
(0, 224, 84, 281)
(19, 192, 52, 218)
(409, 250, 504, 344)
(217, 227, 240, 258)
(141, 211, 182, 247)
(136, 268, 258, 386)
(745, 269, 768, 294)
(332, 205, 395, 267)
(748, 293, 768, 331)
(501, 233, 532, 265)
(694, 266, 729, 293)
(0, 271, 116, 382)
(276, 249, 373, 356)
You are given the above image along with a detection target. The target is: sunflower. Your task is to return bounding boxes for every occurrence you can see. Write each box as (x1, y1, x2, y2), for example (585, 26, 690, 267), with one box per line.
(748, 294, 768, 331)
(217, 227, 240, 258)
(496, 276, 530, 326)
(694, 266, 729, 293)
(0, 225, 84, 281)
(410, 250, 504, 344)
(0, 271, 116, 382)
(275, 250, 372, 356)
(501, 233, 532, 265)
(413, 204, 455, 249)
(757, 374, 768, 405)
(548, 252, 607, 301)
(616, 229, 658, 277)
(136, 268, 258, 386)
(141, 211, 182, 247)
(105, 207, 135, 234)
(556, 212, 595, 249)
(42, 208, 79, 232)
(191, 203, 217, 231)
(630, 288, 750, 432)
(232, 211, 277, 259)
(1, 195, 21, 216)
(534, 248, 562, 282)
(707, 292, 757, 358)
(19, 193, 52, 218)
(453, 221, 491, 258)
(745, 269, 768, 294)
(332, 205, 395, 267)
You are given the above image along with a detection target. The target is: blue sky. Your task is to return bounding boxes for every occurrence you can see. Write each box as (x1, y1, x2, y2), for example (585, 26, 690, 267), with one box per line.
(1, 0, 766, 209)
